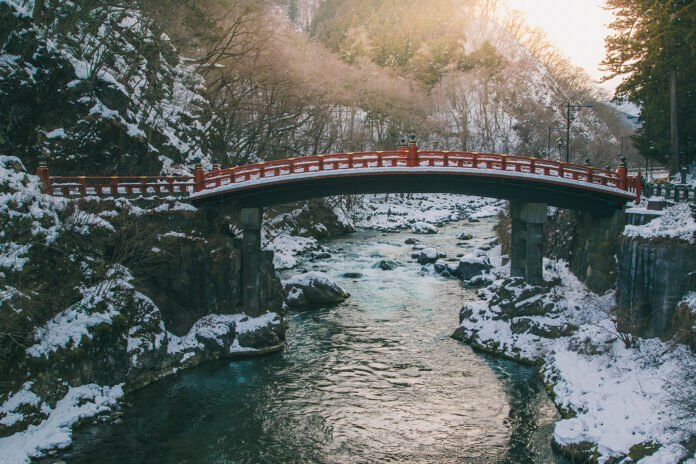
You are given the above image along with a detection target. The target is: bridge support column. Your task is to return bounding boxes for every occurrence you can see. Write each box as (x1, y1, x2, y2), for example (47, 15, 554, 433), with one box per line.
(241, 207, 264, 317)
(510, 201, 547, 286)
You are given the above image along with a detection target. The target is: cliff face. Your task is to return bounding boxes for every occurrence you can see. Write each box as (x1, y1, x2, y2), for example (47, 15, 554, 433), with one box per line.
(545, 209, 626, 294)
(616, 238, 696, 338)
(545, 204, 696, 340)
(0, 158, 286, 445)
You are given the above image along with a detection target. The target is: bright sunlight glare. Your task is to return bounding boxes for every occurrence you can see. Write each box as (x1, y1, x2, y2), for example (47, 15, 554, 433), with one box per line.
(504, 0, 618, 93)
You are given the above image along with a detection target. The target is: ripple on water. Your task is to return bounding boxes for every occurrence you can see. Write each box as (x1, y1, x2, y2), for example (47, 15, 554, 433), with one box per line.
(63, 219, 563, 464)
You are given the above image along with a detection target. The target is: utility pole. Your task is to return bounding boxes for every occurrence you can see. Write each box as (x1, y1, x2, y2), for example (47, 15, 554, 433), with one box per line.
(566, 103, 593, 163)
(670, 67, 680, 174)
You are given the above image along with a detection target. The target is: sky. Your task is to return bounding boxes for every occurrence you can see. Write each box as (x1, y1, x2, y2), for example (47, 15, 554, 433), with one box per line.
(504, 0, 620, 94)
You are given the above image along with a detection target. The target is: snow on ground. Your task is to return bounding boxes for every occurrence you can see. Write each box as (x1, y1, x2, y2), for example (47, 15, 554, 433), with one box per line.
(349, 193, 504, 231)
(26, 266, 134, 358)
(624, 203, 696, 244)
(456, 256, 696, 463)
(0, 384, 124, 464)
(264, 233, 319, 270)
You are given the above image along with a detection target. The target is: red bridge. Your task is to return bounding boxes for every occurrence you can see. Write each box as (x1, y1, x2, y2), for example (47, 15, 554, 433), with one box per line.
(37, 138, 641, 214)
(35, 137, 644, 308)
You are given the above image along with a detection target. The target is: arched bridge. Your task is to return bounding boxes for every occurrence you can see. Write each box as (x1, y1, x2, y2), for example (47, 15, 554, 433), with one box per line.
(190, 143, 639, 214)
(37, 138, 642, 314)
(39, 138, 641, 213)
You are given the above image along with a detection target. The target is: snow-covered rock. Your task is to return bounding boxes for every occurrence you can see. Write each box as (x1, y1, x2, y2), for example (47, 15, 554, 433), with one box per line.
(414, 247, 442, 265)
(624, 203, 696, 244)
(453, 259, 696, 463)
(283, 272, 349, 308)
(411, 222, 439, 234)
(457, 250, 492, 281)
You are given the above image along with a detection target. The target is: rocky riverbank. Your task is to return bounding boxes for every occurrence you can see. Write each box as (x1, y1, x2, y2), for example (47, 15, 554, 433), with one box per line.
(0, 158, 286, 462)
(452, 207, 696, 463)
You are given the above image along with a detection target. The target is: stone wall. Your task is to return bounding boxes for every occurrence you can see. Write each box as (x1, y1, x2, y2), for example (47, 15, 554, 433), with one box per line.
(545, 209, 626, 294)
(616, 238, 696, 338)
(125, 205, 283, 336)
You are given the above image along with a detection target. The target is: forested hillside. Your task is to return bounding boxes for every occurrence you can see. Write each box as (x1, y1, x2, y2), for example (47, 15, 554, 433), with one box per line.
(1, 0, 635, 177)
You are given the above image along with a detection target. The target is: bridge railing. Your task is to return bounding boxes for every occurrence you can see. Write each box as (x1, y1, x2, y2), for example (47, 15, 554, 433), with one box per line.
(37, 169, 196, 197)
(200, 150, 631, 194)
(36, 141, 641, 203)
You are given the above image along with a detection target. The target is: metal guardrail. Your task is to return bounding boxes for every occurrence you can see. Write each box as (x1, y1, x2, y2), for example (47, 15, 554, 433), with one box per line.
(644, 183, 696, 203)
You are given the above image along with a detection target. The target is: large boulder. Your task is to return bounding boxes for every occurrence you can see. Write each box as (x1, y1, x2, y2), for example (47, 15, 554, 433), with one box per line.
(489, 278, 560, 320)
(457, 250, 492, 280)
(283, 272, 350, 308)
(411, 222, 438, 234)
(415, 247, 443, 265)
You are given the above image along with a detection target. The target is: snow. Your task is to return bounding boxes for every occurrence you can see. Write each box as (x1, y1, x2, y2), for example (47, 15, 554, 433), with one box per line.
(264, 232, 319, 270)
(681, 292, 696, 314)
(411, 222, 438, 234)
(283, 271, 339, 289)
(456, 257, 696, 463)
(25, 266, 134, 358)
(624, 203, 696, 243)
(349, 193, 504, 232)
(166, 312, 282, 357)
(0, 384, 124, 464)
(460, 249, 490, 266)
(0, 383, 42, 428)
(44, 128, 66, 140)
(419, 248, 439, 260)
(549, 327, 695, 461)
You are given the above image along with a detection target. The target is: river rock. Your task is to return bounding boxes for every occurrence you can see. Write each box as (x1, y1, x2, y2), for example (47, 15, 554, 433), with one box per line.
(411, 222, 438, 234)
(489, 278, 559, 320)
(457, 250, 492, 280)
(310, 251, 332, 260)
(510, 318, 577, 338)
(283, 272, 350, 308)
(236, 317, 286, 349)
(416, 247, 439, 265)
(341, 272, 363, 279)
(373, 260, 402, 271)
(457, 232, 473, 241)
(404, 238, 419, 245)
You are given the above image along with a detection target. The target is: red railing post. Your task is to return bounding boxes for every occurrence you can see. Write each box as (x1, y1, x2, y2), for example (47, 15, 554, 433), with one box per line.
(194, 164, 204, 192)
(78, 176, 86, 196)
(616, 156, 628, 190)
(407, 134, 418, 167)
(36, 159, 51, 193)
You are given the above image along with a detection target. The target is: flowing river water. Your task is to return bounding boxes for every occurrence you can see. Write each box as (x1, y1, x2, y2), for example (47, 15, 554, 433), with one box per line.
(65, 218, 565, 463)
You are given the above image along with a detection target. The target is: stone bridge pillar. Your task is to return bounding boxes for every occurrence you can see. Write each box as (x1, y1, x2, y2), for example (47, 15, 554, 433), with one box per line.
(241, 208, 264, 317)
(510, 201, 547, 285)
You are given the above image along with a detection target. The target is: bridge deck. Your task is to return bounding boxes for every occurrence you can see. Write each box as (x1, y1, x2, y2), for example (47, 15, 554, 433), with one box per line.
(37, 145, 641, 213)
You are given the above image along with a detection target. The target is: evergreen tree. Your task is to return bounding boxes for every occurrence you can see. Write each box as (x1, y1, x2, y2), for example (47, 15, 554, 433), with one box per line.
(602, 0, 696, 169)
(288, 0, 299, 23)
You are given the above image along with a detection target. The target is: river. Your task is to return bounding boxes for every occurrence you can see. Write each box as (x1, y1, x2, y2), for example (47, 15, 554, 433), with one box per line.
(64, 218, 565, 463)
